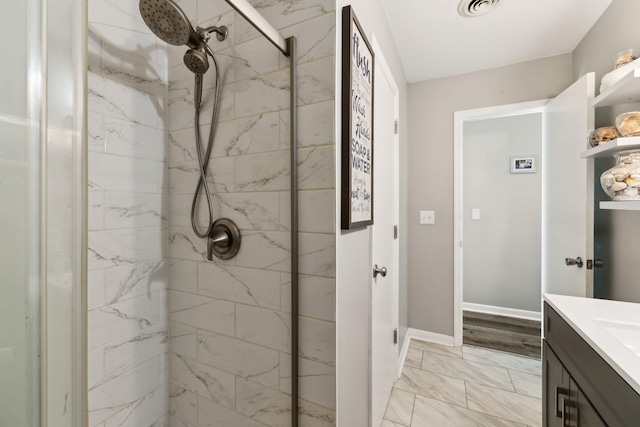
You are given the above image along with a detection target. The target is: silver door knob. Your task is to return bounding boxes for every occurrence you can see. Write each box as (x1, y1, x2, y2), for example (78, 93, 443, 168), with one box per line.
(373, 264, 387, 278)
(565, 257, 584, 268)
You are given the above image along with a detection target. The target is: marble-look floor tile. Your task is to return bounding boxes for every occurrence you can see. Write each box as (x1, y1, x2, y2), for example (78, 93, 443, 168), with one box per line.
(462, 346, 542, 375)
(382, 420, 407, 427)
(410, 340, 462, 358)
(420, 351, 515, 392)
(411, 394, 527, 427)
(394, 366, 466, 408)
(465, 382, 542, 427)
(405, 348, 423, 369)
(509, 370, 542, 399)
(383, 388, 415, 426)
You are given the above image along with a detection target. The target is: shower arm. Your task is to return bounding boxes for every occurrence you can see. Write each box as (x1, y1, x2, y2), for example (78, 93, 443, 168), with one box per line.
(197, 25, 228, 42)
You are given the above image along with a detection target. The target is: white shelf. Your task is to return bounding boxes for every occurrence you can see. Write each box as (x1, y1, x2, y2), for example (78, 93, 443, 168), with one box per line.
(581, 136, 640, 158)
(593, 68, 640, 108)
(600, 201, 640, 210)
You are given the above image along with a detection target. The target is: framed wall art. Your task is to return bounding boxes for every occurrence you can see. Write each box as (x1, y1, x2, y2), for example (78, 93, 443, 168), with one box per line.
(341, 5, 374, 229)
(510, 156, 537, 174)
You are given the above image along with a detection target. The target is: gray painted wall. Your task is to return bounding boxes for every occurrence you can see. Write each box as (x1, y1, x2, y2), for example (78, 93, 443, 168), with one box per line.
(407, 55, 572, 336)
(463, 114, 542, 313)
(572, 0, 640, 303)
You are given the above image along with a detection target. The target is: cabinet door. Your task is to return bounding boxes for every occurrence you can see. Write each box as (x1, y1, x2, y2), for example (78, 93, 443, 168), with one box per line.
(544, 341, 571, 427)
(565, 378, 607, 427)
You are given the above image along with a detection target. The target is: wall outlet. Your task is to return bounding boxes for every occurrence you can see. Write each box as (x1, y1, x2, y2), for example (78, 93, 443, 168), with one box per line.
(420, 210, 435, 225)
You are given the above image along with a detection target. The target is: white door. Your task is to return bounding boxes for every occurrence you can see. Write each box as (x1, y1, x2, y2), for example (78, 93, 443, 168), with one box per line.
(371, 40, 400, 427)
(542, 73, 595, 298)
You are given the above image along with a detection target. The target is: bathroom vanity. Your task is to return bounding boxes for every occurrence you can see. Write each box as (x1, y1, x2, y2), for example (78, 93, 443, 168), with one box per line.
(543, 294, 640, 426)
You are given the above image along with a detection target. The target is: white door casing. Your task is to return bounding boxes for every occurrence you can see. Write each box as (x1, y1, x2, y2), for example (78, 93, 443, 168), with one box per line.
(370, 35, 400, 427)
(454, 73, 595, 345)
(453, 74, 595, 345)
(542, 73, 595, 298)
(453, 100, 549, 346)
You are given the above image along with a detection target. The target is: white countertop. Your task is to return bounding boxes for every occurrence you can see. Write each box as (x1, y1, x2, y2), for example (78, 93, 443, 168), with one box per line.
(544, 294, 640, 395)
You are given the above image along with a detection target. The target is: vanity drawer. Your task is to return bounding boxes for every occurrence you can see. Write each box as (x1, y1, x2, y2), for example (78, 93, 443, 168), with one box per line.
(544, 303, 640, 426)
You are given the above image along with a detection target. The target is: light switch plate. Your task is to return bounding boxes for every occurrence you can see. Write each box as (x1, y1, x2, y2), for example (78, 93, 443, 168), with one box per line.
(420, 210, 435, 225)
(472, 208, 480, 220)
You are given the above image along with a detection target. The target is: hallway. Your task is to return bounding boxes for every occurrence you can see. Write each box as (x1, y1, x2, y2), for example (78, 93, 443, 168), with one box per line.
(383, 340, 542, 426)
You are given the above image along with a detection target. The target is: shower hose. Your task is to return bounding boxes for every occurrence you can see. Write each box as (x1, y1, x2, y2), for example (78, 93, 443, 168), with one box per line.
(190, 45, 221, 238)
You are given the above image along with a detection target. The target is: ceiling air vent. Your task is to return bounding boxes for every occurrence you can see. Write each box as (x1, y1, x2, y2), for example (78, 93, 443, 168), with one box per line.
(458, 0, 504, 17)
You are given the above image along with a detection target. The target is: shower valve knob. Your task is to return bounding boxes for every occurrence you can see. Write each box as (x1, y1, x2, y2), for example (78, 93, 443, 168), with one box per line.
(207, 218, 241, 261)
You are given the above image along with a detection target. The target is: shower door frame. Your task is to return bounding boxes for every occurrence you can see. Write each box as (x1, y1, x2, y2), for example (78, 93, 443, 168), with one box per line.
(41, 0, 88, 425)
(203, 1, 302, 424)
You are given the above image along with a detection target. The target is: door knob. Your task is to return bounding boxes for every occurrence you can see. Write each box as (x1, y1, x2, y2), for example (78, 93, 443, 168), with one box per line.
(565, 257, 583, 268)
(373, 264, 387, 278)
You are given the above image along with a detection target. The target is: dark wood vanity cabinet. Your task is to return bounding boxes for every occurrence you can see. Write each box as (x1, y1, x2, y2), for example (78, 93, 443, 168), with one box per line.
(543, 302, 640, 427)
(544, 341, 605, 426)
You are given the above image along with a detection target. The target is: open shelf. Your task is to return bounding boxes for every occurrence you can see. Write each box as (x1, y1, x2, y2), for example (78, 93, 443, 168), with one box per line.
(581, 136, 640, 158)
(593, 68, 640, 108)
(600, 201, 640, 211)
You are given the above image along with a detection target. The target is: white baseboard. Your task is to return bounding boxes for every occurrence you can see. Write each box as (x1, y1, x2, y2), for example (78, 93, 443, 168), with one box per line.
(463, 302, 541, 321)
(397, 328, 455, 378)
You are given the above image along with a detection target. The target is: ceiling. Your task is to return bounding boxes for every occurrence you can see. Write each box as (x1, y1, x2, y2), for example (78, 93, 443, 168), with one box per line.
(381, 0, 613, 83)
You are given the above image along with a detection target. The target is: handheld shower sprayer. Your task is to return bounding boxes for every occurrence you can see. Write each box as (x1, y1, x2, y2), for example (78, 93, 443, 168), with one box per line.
(139, 0, 240, 260)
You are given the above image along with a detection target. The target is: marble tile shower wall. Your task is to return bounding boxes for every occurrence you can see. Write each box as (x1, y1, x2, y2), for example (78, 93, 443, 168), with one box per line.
(87, 0, 169, 426)
(166, 0, 337, 426)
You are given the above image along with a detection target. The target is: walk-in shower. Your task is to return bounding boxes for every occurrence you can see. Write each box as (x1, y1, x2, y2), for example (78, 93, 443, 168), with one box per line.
(139, 0, 300, 423)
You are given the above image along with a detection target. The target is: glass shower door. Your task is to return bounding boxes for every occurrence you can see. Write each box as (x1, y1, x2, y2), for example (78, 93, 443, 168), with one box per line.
(0, 0, 41, 425)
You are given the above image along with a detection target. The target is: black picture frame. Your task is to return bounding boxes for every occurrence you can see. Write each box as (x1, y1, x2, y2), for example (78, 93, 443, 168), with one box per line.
(341, 5, 374, 230)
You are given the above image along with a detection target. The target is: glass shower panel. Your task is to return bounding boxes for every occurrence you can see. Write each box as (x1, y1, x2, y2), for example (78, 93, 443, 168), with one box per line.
(0, 0, 41, 426)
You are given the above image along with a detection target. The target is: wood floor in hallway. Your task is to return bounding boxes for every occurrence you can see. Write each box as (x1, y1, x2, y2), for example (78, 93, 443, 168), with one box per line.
(382, 339, 542, 427)
(463, 311, 542, 359)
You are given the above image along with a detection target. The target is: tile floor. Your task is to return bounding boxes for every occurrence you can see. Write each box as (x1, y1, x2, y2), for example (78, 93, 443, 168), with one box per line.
(382, 339, 542, 427)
